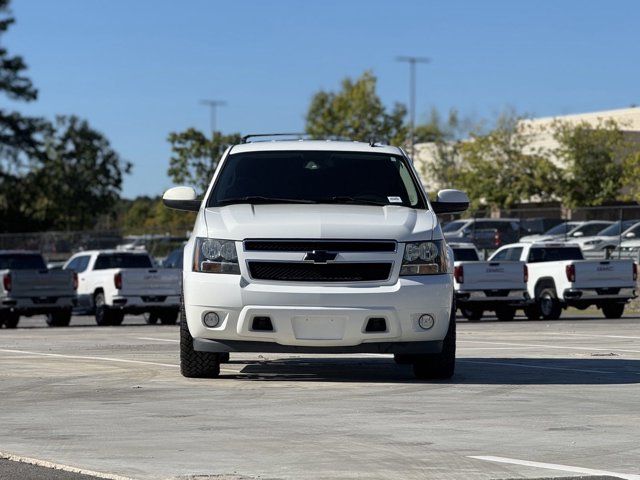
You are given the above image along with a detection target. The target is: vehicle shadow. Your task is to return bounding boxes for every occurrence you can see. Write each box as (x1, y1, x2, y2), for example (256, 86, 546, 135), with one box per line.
(226, 356, 640, 385)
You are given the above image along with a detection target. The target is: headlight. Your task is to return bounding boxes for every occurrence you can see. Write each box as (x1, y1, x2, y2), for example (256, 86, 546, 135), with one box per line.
(400, 240, 450, 276)
(193, 237, 240, 274)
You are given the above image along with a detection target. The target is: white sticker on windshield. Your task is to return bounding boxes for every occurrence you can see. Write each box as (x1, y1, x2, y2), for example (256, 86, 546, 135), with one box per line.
(388, 196, 402, 203)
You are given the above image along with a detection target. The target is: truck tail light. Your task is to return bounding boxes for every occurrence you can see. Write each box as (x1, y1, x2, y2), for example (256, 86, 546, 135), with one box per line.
(114, 272, 122, 290)
(3, 273, 11, 292)
(523, 265, 528, 283)
(72, 272, 78, 291)
(454, 265, 464, 284)
(565, 264, 576, 282)
(494, 231, 501, 247)
(634, 263, 637, 282)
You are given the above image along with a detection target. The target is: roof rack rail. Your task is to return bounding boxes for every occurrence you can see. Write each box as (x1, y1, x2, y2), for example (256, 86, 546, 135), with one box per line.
(241, 133, 309, 143)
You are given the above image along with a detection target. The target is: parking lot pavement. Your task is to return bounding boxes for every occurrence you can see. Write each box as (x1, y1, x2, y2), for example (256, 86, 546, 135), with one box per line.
(1, 314, 639, 480)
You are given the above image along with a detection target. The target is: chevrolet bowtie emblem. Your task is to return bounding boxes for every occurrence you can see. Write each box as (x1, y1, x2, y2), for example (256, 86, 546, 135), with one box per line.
(304, 250, 338, 263)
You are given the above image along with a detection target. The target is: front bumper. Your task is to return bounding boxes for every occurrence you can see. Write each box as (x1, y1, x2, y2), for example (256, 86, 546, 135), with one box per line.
(455, 289, 530, 308)
(184, 273, 453, 350)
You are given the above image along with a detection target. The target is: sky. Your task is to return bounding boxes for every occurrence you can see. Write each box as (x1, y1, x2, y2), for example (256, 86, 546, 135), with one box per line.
(5, 0, 640, 198)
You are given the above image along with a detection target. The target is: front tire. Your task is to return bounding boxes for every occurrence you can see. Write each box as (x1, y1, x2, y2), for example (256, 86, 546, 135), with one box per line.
(495, 307, 515, 322)
(538, 288, 562, 320)
(94, 292, 113, 326)
(602, 302, 625, 319)
(2, 312, 19, 329)
(412, 302, 456, 380)
(180, 300, 220, 378)
(46, 310, 72, 327)
(461, 307, 483, 322)
(524, 305, 541, 320)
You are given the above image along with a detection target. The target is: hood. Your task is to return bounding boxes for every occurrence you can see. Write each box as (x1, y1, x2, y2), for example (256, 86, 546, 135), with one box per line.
(203, 204, 437, 241)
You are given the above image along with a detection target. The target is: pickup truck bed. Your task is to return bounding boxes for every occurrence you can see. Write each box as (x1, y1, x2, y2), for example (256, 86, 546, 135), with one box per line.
(1, 251, 76, 328)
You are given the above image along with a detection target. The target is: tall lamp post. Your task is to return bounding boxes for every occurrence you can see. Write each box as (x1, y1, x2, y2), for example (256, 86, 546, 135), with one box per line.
(199, 99, 227, 136)
(396, 56, 430, 159)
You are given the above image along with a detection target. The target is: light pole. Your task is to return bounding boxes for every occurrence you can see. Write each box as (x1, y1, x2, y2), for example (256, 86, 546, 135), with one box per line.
(396, 56, 430, 158)
(199, 99, 226, 136)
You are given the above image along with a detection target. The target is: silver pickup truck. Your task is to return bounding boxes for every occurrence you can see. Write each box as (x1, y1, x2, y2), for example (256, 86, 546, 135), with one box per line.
(1, 251, 77, 328)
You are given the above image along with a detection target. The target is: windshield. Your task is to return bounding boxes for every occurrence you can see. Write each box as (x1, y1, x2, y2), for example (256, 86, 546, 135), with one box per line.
(94, 254, 153, 270)
(543, 222, 579, 235)
(452, 248, 479, 261)
(442, 220, 469, 232)
(207, 151, 425, 208)
(598, 220, 639, 236)
(0, 254, 47, 270)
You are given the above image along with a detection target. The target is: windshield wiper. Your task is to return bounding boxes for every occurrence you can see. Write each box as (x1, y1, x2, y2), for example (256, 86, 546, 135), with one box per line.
(322, 196, 390, 206)
(216, 196, 317, 206)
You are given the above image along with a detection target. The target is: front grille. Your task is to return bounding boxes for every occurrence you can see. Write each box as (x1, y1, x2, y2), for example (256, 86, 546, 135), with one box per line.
(243, 240, 396, 252)
(248, 261, 392, 282)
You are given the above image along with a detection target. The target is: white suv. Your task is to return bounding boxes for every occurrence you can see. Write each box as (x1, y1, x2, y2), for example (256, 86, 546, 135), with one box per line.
(163, 138, 469, 379)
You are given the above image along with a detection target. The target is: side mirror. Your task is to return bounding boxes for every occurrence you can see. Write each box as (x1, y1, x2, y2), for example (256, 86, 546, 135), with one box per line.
(162, 186, 201, 212)
(431, 189, 469, 214)
(572, 231, 584, 238)
(626, 232, 636, 239)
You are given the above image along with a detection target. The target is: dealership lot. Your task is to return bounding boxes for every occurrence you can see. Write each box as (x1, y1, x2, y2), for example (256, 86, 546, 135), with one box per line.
(1, 314, 639, 480)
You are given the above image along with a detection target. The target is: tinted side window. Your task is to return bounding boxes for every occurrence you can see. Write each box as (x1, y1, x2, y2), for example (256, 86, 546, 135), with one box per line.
(94, 254, 153, 270)
(491, 249, 510, 261)
(452, 248, 479, 261)
(506, 247, 523, 261)
(528, 247, 584, 263)
(65, 256, 90, 273)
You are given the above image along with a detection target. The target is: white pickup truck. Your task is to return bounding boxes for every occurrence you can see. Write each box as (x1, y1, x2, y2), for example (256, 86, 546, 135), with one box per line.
(1, 251, 77, 328)
(64, 250, 181, 326)
(450, 243, 529, 322)
(489, 243, 637, 320)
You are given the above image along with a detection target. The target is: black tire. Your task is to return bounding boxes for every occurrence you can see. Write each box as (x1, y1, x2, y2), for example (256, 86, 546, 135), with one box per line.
(144, 312, 159, 325)
(46, 310, 72, 327)
(2, 312, 19, 329)
(495, 307, 515, 322)
(524, 305, 541, 320)
(180, 300, 220, 378)
(110, 311, 124, 326)
(538, 287, 562, 320)
(160, 310, 178, 325)
(413, 302, 456, 380)
(602, 302, 625, 319)
(94, 292, 112, 326)
(393, 354, 414, 365)
(461, 307, 483, 322)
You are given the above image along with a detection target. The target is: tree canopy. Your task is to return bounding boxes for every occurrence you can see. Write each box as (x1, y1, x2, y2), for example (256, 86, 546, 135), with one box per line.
(305, 71, 408, 145)
(167, 129, 241, 194)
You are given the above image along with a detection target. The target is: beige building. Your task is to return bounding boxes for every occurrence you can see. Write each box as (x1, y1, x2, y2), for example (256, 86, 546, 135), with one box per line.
(413, 106, 640, 192)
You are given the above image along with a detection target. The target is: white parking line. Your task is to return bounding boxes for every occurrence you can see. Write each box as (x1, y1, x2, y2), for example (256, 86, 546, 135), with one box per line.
(469, 455, 640, 480)
(538, 332, 640, 340)
(0, 348, 179, 368)
(0, 348, 240, 375)
(137, 337, 179, 343)
(459, 339, 640, 354)
(458, 359, 615, 374)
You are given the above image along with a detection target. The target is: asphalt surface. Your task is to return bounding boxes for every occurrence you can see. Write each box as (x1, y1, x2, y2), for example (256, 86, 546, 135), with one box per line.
(1, 311, 639, 480)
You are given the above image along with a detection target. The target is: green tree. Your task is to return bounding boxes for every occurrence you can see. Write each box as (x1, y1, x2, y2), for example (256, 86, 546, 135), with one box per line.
(305, 71, 408, 145)
(119, 196, 195, 235)
(167, 129, 241, 194)
(29, 116, 132, 230)
(456, 113, 562, 210)
(0, 0, 48, 231)
(552, 119, 629, 207)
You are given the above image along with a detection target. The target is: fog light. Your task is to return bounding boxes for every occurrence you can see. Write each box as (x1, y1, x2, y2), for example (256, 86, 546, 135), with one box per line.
(203, 311, 220, 328)
(418, 314, 434, 330)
